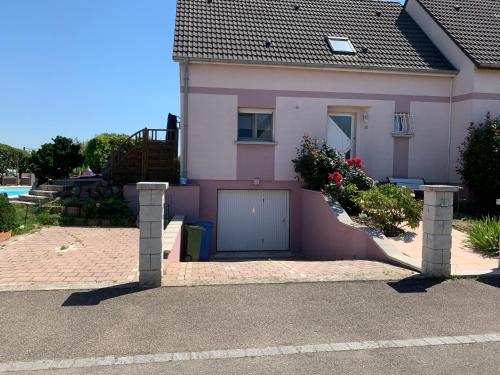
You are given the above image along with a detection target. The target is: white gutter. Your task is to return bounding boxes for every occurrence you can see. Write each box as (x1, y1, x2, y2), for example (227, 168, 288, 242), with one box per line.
(181, 61, 189, 181)
(446, 77, 454, 183)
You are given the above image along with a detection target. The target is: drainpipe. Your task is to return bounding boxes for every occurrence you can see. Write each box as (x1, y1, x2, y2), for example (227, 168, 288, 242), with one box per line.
(446, 77, 454, 183)
(181, 61, 189, 181)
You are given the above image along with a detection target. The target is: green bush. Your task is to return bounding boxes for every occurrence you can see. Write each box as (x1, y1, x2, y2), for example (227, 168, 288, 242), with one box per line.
(467, 216, 500, 257)
(63, 197, 81, 207)
(83, 133, 129, 174)
(457, 113, 500, 213)
(35, 209, 61, 226)
(29, 136, 83, 182)
(357, 184, 422, 237)
(0, 195, 19, 232)
(97, 197, 131, 218)
(81, 198, 98, 218)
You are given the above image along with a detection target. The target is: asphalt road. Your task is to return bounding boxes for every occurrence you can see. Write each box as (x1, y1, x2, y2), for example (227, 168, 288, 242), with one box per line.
(0, 278, 499, 374)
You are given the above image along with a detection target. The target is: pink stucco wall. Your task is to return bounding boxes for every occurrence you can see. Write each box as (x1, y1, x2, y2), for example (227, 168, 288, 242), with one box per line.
(192, 179, 303, 254)
(184, 63, 455, 183)
(301, 189, 389, 262)
(236, 144, 275, 180)
(163, 221, 184, 267)
(123, 184, 200, 221)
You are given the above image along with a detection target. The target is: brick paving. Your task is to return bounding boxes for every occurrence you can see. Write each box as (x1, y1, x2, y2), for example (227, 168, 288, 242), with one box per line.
(0, 226, 138, 290)
(163, 260, 416, 287)
(0, 227, 417, 290)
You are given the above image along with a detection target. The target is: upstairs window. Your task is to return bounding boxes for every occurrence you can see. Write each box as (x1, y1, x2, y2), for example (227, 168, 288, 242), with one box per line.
(238, 110, 274, 141)
(327, 37, 356, 54)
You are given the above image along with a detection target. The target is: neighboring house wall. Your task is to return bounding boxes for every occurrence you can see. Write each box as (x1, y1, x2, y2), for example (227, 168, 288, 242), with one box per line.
(406, 0, 500, 183)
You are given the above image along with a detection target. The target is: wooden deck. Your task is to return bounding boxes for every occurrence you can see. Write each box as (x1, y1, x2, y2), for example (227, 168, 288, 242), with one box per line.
(109, 128, 179, 184)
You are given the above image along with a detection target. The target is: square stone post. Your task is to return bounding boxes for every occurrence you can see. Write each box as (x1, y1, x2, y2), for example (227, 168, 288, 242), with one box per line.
(497, 199, 500, 269)
(421, 185, 461, 278)
(136, 182, 169, 287)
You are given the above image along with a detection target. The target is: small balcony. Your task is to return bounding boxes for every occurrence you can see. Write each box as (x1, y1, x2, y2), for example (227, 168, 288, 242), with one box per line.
(392, 113, 415, 137)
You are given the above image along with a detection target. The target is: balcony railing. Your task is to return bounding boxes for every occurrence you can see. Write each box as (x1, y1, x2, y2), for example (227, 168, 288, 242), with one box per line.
(393, 113, 416, 136)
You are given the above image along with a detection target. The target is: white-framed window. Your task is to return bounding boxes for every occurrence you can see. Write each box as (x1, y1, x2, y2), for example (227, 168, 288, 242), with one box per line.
(393, 113, 416, 135)
(237, 109, 274, 142)
(327, 36, 356, 54)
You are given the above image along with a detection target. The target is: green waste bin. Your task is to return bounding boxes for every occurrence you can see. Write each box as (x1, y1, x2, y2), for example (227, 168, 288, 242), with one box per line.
(185, 225, 205, 261)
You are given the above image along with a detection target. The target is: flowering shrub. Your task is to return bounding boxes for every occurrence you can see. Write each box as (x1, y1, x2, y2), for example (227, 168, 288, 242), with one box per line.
(457, 113, 500, 213)
(292, 135, 343, 190)
(293, 135, 374, 214)
(347, 158, 363, 169)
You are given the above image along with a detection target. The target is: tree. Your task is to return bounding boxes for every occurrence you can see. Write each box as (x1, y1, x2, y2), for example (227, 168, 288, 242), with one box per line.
(457, 113, 500, 213)
(0, 144, 30, 176)
(83, 133, 129, 174)
(29, 136, 83, 182)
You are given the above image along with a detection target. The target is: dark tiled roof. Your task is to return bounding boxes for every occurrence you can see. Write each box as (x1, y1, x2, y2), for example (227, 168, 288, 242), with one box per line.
(173, 0, 455, 73)
(414, 0, 500, 68)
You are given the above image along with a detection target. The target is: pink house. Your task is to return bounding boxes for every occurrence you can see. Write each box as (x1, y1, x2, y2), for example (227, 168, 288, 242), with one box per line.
(158, 0, 500, 259)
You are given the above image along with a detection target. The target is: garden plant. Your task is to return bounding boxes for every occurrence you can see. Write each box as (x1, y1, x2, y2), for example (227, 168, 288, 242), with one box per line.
(357, 184, 422, 237)
(457, 113, 500, 213)
(0, 195, 19, 234)
(466, 216, 500, 257)
(83, 133, 129, 174)
(293, 135, 374, 214)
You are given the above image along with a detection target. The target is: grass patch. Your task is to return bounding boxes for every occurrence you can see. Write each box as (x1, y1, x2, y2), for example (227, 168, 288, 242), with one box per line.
(12, 203, 61, 235)
(466, 216, 500, 257)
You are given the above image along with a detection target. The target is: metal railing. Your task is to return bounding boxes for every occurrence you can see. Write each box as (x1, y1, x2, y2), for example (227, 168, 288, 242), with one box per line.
(393, 113, 416, 136)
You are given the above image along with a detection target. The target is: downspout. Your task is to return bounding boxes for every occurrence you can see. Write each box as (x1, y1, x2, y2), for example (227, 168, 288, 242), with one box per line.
(446, 77, 454, 183)
(181, 61, 189, 182)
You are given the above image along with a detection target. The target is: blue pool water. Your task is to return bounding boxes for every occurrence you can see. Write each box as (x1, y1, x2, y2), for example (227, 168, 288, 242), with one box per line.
(0, 187, 31, 198)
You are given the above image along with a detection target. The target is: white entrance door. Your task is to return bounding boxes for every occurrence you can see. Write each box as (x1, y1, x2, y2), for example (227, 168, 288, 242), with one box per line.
(327, 114, 355, 159)
(217, 190, 290, 252)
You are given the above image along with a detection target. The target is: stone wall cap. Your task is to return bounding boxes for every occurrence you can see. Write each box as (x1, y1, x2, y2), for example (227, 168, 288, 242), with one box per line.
(136, 182, 169, 191)
(420, 185, 461, 192)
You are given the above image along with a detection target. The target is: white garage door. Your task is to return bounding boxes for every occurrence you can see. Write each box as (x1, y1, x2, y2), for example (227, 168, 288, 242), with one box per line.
(217, 190, 290, 252)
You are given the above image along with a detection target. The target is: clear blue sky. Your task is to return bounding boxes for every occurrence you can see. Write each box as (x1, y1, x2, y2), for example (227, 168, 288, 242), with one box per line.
(1, 0, 177, 149)
(0, 0, 403, 150)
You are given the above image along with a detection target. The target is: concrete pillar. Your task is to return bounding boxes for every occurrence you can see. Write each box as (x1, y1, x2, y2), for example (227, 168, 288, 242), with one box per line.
(136, 182, 169, 287)
(421, 185, 461, 278)
(497, 199, 500, 269)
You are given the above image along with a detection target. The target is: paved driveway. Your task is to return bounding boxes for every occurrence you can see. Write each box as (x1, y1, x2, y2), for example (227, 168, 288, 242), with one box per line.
(0, 227, 138, 290)
(0, 226, 416, 290)
(388, 222, 499, 276)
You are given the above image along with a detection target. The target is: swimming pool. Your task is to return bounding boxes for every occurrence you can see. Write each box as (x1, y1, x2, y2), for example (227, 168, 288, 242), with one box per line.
(0, 186, 31, 198)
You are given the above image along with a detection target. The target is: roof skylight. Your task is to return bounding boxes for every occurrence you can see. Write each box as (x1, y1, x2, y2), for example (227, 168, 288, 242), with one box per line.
(327, 37, 356, 54)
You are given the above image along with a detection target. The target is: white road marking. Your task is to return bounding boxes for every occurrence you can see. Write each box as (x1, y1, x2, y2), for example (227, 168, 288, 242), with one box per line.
(0, 332, 499, 373)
